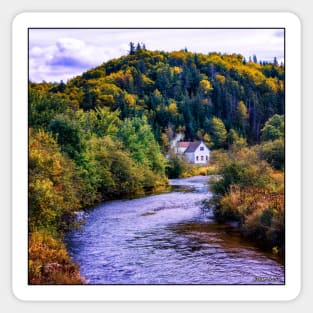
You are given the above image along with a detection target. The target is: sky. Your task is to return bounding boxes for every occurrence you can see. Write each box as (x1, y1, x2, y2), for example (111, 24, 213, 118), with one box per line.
(29, 28, 284, 83)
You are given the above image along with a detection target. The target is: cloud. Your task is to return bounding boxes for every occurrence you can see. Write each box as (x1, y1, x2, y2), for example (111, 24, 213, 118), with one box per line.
(48, 56, 90, 68)
(29, 29, 285, 82)
(29, 37, 119, 82)
(46, 38, 93, 69)
(56, 38, 85, 52)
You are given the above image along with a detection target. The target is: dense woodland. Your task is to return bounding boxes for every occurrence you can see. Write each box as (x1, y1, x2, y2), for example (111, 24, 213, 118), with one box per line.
(28, 44, 285, 283)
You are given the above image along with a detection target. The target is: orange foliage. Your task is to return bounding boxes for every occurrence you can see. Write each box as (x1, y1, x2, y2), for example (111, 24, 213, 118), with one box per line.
(29, 230, 85, 284)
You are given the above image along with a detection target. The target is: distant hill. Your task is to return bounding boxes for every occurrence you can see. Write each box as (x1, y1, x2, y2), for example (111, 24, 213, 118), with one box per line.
(29, 47, 284, 148)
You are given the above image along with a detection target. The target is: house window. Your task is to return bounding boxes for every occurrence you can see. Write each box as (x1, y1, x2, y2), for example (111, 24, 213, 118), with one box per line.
(200, 147, 204, 151)
(201, 155, 204, 161)
(206, 156, 208, 161)
(196, 156, 199, 161)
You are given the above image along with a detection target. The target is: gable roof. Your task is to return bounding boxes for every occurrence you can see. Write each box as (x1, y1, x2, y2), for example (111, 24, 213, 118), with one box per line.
(184, 141, 202, 153)
(177, 141, 190, 148)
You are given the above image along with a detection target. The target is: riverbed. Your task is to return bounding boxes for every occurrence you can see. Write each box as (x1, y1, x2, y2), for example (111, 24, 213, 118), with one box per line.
(66, 176, 285, 284)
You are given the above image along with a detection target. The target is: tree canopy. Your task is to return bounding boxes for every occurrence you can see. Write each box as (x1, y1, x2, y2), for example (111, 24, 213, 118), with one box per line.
(28, 48, 285, 283)
(30, 49, 284, 147)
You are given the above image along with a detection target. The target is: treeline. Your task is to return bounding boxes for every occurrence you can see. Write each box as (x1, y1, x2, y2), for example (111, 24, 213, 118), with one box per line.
(30, 47, 284, 149)
(209, 114, 285, 258)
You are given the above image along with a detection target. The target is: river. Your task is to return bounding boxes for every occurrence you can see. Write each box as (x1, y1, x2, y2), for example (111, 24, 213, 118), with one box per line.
(66, 176, 285, 285)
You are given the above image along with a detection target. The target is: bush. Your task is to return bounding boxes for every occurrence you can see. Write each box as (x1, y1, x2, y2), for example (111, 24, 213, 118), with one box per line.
(29, 230, 84, 284)
(260, 138, 284, 170)
(166, 154, 187, 178)
(209, 145, 285, 253)
(212, 147, 272, 196)
(29, 129, 82, 232)
(261, 114, 284, 141)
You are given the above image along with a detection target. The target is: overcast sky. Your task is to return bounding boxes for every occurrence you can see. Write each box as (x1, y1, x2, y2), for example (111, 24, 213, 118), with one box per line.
(29, 28, 284, 83)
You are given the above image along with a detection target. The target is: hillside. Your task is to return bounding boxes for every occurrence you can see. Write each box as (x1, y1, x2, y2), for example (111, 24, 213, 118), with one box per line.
(29, 47, 284, 148)
(28, 47, 285, 283)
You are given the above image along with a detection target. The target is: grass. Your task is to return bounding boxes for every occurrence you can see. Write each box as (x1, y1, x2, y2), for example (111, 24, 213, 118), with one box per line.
(181, 164, 218, 178)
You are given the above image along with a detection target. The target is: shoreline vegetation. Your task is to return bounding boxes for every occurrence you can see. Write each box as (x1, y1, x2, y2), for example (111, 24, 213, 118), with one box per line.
(208, 144, 285, 261)
(28, 46, 284, 284)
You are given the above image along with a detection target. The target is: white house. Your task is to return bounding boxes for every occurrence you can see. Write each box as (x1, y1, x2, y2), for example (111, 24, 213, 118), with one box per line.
(175, 141, 210, 164)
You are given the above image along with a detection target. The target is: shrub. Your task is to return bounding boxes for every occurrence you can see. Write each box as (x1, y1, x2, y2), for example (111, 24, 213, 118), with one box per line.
(211, 147, 272, 196)
(29, 129, 82, 232)
(261, 114, 284, 141)
(260, 138, 285, 170)
(166, 153, 187, 178)
(29, 230, 84, 284)
(209, 145, 285, 253)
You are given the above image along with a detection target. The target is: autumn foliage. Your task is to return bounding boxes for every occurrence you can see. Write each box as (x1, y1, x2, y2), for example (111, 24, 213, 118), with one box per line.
(28, 47, 285, 282)
(210, 139, 284, 257)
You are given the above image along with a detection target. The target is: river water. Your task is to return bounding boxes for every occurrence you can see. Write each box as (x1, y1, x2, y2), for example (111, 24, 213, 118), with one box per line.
(66, 176, 285, 285)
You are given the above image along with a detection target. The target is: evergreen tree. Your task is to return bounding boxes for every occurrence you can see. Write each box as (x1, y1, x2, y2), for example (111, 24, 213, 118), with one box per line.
(129, 42, 135, 55)
(210, 116, 228, 148)
(136, 42, 141, 51)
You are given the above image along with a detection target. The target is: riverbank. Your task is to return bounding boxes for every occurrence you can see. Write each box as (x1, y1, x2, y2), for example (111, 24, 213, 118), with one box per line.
(207, 146, 285, 260)
(28, 179, 169, 285)
(28, 112, 169, 284)
(29, 172, 284, 284)
(28, 230, 85, 284)
(65, 176, 284, 284)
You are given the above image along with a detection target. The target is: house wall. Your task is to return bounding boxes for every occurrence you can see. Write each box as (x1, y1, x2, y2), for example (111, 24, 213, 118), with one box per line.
(194, 151, 210, 164)
(188, 143, 210, 164)
(176, 146, 187, 154)
(184, 152, 194, 163)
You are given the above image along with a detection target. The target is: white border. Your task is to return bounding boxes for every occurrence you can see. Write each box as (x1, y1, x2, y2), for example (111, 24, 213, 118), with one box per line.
(12, 12, 301, 301)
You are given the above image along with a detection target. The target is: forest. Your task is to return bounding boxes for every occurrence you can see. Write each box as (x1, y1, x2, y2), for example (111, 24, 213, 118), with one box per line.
(28, 44, 285, 284)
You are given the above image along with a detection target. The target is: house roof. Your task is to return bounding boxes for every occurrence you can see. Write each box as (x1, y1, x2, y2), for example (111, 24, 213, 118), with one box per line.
(184, 141, 202, 153)
(177, 141, 190, 148)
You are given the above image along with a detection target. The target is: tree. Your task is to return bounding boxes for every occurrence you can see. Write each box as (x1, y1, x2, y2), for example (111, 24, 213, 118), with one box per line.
(199, 79, 213, 97)
(253, 55, 258, 63)
(160, 132, 170, 151)
(75, 107, 121, 138)
(235, 101, 249, 134)
(136, 42, 141, 51)
(118, 116, 166, 174)
(228, 128, 247, 149)
(166, 152, 187, 178)
(203, 133, 212, 148)
(129, 42, 135, 55)
(28, 129, 81, 231)
(210, 116, 227, 149)
(260, 138, 284, 170)
(261, 114, 284, 141)
(48, 114, 85, 160)
(29, 88, 70, 130)
(167, 100, 178, 115)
